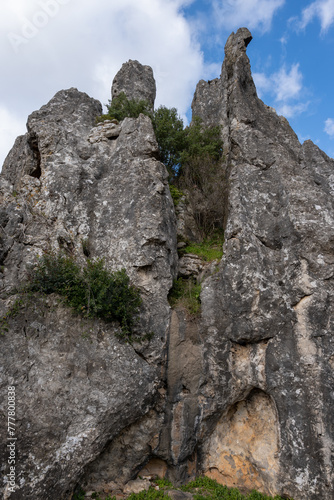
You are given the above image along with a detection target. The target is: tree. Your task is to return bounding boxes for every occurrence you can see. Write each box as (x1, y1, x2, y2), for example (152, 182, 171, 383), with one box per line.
(97, 91, 152, 123)
(179, 153, 227, 238)
(180, 116, 223, 166)
(151, 106, 185, 176)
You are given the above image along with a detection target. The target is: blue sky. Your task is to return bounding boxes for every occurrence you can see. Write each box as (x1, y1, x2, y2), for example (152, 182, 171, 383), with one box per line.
(1, 0, 334, 168)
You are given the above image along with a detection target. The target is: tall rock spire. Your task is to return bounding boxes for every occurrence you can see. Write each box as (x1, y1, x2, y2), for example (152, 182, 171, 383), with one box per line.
(111, 59, 156, 110)
(196, 28, 334, 500)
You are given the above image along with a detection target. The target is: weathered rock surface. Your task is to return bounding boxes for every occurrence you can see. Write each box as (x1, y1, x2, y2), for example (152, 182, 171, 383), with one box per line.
(88, 119, 121, 143)
(178, 254, 204, 278)
(194, 28, 334, 500)
(0, 86, 177, 499)
(111, 59, 156, 109)
(1, 27, 334, 500)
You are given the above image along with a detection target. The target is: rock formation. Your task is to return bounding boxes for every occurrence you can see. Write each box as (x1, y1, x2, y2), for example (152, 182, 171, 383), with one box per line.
(0, 84, 177, 499)
(1, 31, 334, 500)
(195, 28, 334, 500)
(111, 59, 156, 109)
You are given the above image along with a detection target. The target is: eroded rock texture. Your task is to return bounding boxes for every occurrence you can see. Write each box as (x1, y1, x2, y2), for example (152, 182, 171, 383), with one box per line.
(196, 28, 334, 500)
(111, 59, 156, 109)
(1, 27, 334, 500)
(0, 87, 177, 499)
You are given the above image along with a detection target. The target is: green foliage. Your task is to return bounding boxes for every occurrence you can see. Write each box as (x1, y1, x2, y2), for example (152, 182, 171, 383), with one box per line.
(181, 234, 224, 262)
(97, 93, 223, 190)
(181, 476, 242, 500)
(152, 110, 224, 238)
(0, 296, 26, 335)
(96, 93, 225, 237)
(91, 493, 115, 500)
(178, 152, 227, 238)
(72, 477, 292, 500)
(168, 277, 201, 316)
(97, 91, 151, 123)
(72, 487, 86, 500)
(127, 488, 170, 500)
(180, 477, 292, 500)
(81, 238, 91, 258)
(155, 478, 174, 490)
(28, 252, 142, 339)
(169, 184, 184, 207)
(151, 110, 223, 179)
(180, 116, 223, 166)
(151, 106, 186, 173)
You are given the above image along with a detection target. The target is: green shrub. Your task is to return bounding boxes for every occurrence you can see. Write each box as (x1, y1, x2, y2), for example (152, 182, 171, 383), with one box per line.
(72, 487, 86, 500)
(180, 116, 223, 167)
(28, 252, 142, 339)
(151, 106, 186, 174)
(181, 476, 292, 500)
(72, 477, 292, 500)
(168, 277, 201, 316)
(97, 91, 152, 123)
(155, 478, 174, 490)
(127, 488, 170, 500)
(96, 93, 226, 237)
(152, 112, 224, 238)
(169, 184, 184, 207)
(0, 296, 26, 335)
(151, 110, 223, 180)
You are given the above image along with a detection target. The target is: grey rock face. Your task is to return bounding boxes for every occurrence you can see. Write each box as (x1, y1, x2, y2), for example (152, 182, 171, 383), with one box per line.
(111, 59, 156, 109)
(1, 32, 334, 500)
(0, 85, 177, 498)
(178, 254, 204, 278)
(191, 78, 221, 127)
(88, 119, 121, 143)
(1, 299, 159, 500)
(194, 28, 334, 500)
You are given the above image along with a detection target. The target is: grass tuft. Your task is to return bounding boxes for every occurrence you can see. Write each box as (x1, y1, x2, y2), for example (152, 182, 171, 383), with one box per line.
(180, 235, 224, 262)
(168, 277, 201, 316)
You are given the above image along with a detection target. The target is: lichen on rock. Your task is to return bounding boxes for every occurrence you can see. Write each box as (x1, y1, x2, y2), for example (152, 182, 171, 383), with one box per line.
(1, 27, 334, 500)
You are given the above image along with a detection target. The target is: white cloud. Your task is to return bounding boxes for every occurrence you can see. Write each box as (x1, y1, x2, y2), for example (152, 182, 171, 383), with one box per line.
(295, 0, 334, 32)
(254, 64, 303, 101)
(324, 118, 334, 137)
(253, 63, 308, 118)
(253, 72, 272, 98)
(276, 101, 310, 119)
(213, 0, 285, 32)
(0, 106, 26, 169)
(0, 0, 213, 167)
(273, 64, 303, 101)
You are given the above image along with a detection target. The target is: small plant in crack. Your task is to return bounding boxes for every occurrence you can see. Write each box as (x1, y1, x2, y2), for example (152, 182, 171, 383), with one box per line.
(168, 277, 201, 316)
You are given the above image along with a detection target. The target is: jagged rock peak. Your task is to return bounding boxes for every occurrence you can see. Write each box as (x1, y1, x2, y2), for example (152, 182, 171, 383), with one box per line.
(111, 59, 156, 109)
(224, 27, 252, 58)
